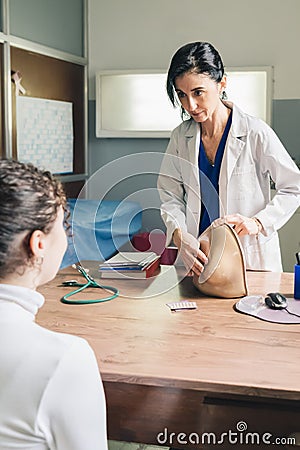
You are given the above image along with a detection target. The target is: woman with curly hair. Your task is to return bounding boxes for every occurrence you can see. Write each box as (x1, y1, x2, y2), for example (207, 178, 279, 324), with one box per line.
(0, 159, 107, 450)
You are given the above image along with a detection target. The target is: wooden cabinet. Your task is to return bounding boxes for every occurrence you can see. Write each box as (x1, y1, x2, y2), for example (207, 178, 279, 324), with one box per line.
(104, 382, 300, 449)
(0, 43, 4, 157)
(0, 1, 87, 198)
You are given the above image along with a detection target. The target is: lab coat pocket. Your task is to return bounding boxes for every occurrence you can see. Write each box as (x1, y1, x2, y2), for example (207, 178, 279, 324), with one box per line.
(243, 232, 282, 271)
(230, 165, 256, 200)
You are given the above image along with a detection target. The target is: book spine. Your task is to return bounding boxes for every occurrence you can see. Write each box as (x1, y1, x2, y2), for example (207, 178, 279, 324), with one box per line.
(99, 265, 141, 271)
(144, 257, 161, 278)
(98, 257, 161, 278)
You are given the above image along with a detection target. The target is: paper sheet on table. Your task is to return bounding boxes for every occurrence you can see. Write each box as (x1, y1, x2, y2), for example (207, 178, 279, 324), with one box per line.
(16, 96, 73, 174)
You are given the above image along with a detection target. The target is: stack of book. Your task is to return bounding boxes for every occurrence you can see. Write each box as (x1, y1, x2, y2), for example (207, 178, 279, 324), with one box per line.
(98, 251, 161, 279)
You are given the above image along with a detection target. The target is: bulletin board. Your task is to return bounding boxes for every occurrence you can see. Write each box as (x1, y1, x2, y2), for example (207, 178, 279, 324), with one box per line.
(10, 46, 86, 196)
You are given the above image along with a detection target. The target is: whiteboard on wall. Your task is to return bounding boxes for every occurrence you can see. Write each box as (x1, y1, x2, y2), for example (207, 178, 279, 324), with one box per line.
(96, 67, 273, 138)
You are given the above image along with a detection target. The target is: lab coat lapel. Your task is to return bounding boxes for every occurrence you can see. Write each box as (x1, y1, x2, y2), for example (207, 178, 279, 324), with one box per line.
(219, 104, 247, 212)
(184, 122, 201, 233)
(225, 134, 245, 179)
(185, 121, 200, 189)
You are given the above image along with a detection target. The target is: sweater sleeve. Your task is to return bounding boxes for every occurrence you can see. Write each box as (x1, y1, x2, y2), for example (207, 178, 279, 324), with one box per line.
(36, 337, 108, 450)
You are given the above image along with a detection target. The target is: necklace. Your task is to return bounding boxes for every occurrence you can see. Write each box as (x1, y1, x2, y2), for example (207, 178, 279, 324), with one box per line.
(201, 123, 228, 166)
(202, 136, 220, 166)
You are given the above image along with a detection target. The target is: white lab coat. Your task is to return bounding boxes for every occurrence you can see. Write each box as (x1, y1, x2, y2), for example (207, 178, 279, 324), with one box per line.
(157, 102, 300, 271)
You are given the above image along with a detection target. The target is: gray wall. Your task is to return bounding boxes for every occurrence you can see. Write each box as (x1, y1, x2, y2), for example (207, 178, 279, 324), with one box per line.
(88, 0, 300, 233)
(9, 0, 84, 56)
(88, 101, 166, 231)
(88, 0, 300, 100)
(272, 99, 300, 163)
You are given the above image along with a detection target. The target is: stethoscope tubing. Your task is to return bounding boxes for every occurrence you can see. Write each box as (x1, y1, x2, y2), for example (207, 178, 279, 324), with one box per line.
(60, 264, 119, 305)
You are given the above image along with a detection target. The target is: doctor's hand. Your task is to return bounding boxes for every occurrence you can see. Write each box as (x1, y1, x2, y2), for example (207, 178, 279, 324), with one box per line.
(214, 214, 262, 237)
(173, 229, 208, 277)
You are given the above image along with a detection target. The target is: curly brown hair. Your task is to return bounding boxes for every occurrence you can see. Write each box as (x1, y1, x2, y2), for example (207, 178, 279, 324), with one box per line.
(0, 159, 69, 278)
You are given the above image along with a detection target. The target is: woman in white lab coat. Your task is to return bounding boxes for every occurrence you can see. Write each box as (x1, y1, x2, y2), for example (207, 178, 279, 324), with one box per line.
(157, 41, 300, 274)
(0, 160, 108, 450)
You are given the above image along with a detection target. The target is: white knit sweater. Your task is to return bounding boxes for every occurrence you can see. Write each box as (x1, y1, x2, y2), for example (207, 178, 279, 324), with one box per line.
(0, 284, 108, 450)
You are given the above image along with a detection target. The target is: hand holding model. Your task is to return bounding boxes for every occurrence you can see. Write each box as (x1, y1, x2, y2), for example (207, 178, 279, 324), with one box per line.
(173, 229, 208, 276)
(212, 214, 262, 237)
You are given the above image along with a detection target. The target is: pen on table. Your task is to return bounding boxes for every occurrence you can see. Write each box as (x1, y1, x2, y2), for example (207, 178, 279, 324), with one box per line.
(296, 252, 300, 265)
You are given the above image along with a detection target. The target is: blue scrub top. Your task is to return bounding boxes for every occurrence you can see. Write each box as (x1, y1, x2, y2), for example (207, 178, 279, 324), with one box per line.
(199, 111, 232, 235)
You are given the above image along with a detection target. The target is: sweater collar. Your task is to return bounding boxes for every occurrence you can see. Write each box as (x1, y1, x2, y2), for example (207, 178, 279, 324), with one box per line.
(0, 284, 45, 316)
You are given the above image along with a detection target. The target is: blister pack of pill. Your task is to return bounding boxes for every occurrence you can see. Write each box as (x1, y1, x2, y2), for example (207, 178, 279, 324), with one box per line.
(166, 301, 197, 311)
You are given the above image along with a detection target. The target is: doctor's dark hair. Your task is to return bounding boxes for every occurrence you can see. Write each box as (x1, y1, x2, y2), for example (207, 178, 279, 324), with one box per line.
(0, 159, 68, 277)
(166, 41, 225, 107)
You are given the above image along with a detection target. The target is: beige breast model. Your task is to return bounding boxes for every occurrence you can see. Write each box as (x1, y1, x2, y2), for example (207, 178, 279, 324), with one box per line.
(193, 223, 248, 298)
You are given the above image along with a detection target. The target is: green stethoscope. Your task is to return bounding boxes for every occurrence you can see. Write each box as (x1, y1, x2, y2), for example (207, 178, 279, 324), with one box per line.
(60, 263, 119, 305)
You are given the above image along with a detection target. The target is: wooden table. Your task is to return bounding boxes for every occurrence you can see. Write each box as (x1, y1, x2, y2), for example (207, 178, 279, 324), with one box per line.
(37, 265, 300, 449)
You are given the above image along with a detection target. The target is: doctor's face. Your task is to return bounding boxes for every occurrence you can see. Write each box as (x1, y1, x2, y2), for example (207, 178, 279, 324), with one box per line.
(175, 71, 225, 122)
